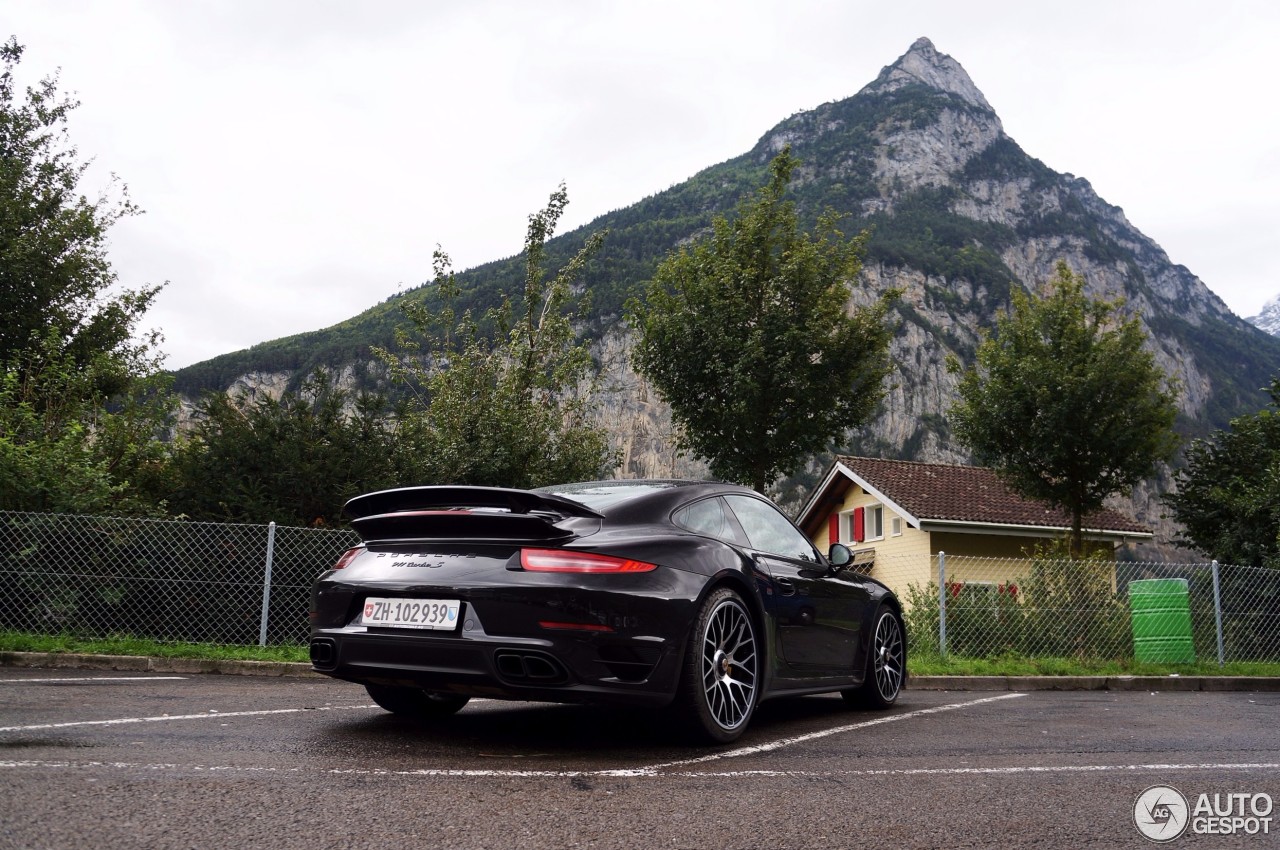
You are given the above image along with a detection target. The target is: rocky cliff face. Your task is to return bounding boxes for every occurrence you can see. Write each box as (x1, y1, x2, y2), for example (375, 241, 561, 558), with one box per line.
(176, 38, 1280, 549)
(587, 38, 1277, 544)
(1248, 294, 1280, 336)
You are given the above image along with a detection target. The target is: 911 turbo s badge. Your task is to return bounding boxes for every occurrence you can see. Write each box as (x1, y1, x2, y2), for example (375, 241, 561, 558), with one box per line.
(372, 552, 474, 569)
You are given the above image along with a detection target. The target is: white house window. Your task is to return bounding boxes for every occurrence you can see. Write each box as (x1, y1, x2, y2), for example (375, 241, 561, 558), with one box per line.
(842, 505, 887, 543)
(891, 516, 903, 537)
(866, 505, 884, 540)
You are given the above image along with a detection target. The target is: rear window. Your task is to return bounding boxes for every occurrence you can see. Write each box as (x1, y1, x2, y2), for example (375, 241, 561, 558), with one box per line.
(672, 496, 743, 544)
(539, 481, 678, 511)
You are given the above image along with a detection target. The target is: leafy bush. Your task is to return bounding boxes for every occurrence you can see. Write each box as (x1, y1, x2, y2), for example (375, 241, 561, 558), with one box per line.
(1019, 557, 1131, 659)
(905, 556, 1132, 661)
(903, 580, 941, 655)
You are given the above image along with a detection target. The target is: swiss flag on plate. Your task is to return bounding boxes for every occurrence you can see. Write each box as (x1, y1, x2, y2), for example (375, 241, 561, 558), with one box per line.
(364, 602, 374, 617)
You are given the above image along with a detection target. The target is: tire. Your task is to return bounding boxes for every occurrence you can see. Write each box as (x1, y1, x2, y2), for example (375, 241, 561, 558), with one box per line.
(672, 587, 760, 744)
(842, 604, 905, 709)
(365, 684, 470, 718)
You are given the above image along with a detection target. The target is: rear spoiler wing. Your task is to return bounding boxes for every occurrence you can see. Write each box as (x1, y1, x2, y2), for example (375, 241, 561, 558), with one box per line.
(343, 486, 603, 544)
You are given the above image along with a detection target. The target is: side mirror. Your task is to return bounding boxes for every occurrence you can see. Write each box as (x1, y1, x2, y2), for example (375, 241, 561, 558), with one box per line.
(828, 543, 853, 568)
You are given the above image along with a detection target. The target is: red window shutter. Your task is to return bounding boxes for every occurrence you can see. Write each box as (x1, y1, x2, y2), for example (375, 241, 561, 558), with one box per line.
(828, 513, 840, 544)
(853, 507, 865, 543)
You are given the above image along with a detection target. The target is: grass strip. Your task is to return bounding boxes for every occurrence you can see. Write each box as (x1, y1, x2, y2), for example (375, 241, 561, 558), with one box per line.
(0, 631, 308, 664)
(909, 651, 1280, 678)
(2, 632, 1277, 677)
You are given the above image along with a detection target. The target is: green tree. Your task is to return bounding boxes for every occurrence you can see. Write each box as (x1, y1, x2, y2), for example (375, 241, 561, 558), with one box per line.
(949, 261, 1180, 557)
(0, 38, 159, 394)
(628, 147, 898, 492)
(0, 331, 174, 514)
(1165, 376, 1280, 566)
(374, 186, 615, 488)
(170, 371, 401, 526)
(0, 38, 174, 513)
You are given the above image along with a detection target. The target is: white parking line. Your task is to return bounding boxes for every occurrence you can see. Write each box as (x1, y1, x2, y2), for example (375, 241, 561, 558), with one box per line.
(0, 693, 1017, 737)
(0, 676, 188, 684)
(640, 692, 1028, 774)
(0, 693, 1027, 773)
(1, 759, 1275, 780)
(0, 704, 378, 733)
(6, 691, 1267, 783)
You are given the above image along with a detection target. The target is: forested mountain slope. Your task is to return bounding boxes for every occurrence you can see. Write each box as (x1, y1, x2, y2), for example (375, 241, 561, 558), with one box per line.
(172, 38, 1280, 540)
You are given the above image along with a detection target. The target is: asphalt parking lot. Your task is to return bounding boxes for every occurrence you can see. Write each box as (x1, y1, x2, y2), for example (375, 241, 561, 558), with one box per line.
(0, 670, 1276, 850)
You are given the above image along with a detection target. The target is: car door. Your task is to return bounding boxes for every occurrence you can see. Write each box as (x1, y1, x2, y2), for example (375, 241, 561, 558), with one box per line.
(722, 494, 870, 675)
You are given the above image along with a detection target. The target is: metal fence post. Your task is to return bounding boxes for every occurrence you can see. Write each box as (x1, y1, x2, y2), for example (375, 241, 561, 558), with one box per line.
(1211, 559, 1225, 667)
(938, 550, 947, 658)
(259, 522, 277, 647)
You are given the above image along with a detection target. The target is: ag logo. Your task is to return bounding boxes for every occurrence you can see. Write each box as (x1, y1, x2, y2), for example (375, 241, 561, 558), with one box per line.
(1135, 785, 1190, 842)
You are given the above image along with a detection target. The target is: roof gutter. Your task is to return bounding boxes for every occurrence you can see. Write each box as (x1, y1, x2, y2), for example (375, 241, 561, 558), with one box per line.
(919, 518, 1154, 540)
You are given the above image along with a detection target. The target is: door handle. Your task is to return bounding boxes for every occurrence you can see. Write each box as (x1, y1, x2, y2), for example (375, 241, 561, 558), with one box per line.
(776, 577, 796, 597)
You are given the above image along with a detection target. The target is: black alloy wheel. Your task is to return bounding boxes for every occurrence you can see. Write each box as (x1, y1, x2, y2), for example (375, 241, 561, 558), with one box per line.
(843, 604, 905, 709)
(675, 586, 760, 743)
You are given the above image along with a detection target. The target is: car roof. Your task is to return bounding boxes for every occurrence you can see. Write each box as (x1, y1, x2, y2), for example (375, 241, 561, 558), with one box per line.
(538, 479, 758, 519)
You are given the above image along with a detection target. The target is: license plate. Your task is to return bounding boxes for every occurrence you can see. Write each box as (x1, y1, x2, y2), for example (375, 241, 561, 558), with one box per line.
(360, 597, 461, 630)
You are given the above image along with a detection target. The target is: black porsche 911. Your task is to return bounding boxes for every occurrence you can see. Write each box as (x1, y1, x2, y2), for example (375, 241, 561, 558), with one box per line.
(309, 480, 906, 743)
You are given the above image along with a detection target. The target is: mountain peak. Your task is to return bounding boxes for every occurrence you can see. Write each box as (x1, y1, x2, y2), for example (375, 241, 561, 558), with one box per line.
(1247, 293, 1280, 337)
(866, 37, 994, 113)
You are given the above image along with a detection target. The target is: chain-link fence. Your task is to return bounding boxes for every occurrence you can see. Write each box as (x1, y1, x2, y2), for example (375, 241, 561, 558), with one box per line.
(3, 511, 1279, 664)
(895, 553, 1280, 665)
(0, 511, 359, 646)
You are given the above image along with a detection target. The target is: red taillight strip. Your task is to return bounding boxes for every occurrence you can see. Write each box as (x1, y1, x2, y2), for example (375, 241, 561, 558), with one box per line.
(537, 620, 614, 632)
(332, 547, 363, 570)
(367, 510, 475, 518)
(520, 548, 658, 573)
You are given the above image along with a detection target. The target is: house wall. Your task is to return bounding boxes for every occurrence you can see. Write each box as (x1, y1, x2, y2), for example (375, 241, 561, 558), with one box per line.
(929, 532, 1115, 560)
(927, 532, 1053, 559)
(930, 531, 1119, 593)
(810, 483, 932, 606)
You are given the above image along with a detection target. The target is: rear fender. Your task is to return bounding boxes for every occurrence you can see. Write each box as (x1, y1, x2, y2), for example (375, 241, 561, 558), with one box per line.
(679, 563, 772, 690)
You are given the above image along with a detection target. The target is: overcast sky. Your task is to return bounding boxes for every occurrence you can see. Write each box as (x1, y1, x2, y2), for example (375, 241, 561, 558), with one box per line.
(6, 0, 1279, 370)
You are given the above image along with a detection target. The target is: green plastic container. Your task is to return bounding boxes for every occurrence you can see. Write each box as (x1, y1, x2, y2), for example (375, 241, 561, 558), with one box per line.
(1130, 578, 1195, 664)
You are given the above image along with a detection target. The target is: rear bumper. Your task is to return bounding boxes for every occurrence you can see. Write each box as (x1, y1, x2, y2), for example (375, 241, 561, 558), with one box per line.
(310, 626, 682, 707)
(308, 559, 711, 707)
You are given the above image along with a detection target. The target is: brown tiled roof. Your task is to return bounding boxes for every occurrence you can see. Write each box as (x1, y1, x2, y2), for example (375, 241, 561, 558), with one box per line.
(834, 455, 1151, 535)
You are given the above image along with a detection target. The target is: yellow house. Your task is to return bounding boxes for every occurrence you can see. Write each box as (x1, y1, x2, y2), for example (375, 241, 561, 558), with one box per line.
(796, 456, 1153, 603)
